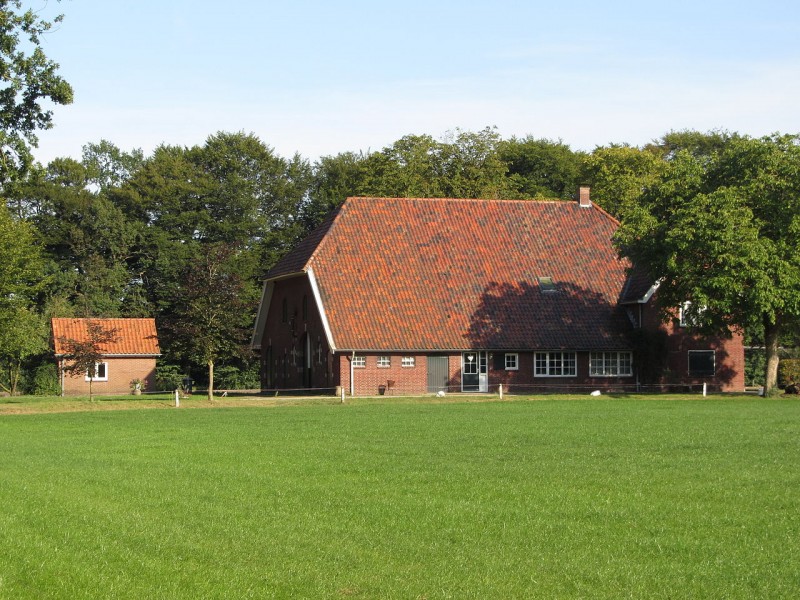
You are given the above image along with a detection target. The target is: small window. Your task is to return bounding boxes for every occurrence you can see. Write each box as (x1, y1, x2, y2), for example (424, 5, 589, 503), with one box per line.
(538, 276, 557, 292)
(679, 301, 705, 327)
(352, 356, 366, 368)
(590, 352, 633, 377)
(377, 356, 391, 368)
(688, 350, 715, 376)
(534, 352, 576, 377)
(505, 353, 519, 370)
(401, 357, 415, 368)
(85, 362, 108, 382)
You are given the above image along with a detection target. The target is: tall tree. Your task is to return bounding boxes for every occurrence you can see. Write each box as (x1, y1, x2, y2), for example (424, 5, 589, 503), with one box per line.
(0, 199, 47, 394)
(161, 244, 256, 401)
(615, 134, 800, 393)
(582, 145, 665, 220)
(499, 136, 583, 199)
(0, 0, 73, 187)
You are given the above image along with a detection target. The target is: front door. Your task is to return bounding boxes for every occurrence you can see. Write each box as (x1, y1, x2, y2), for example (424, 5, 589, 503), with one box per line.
(462, 351, 488, 392)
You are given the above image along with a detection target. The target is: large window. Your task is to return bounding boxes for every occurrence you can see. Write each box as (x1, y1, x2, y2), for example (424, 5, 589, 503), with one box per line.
(85, 362, 108, 382)
(590, 352, 633, 377)
(688, 350, 715, 376)
(534, 352, 576, 377)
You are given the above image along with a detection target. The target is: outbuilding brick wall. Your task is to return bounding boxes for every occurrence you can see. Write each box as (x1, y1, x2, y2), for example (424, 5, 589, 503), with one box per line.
(59, 356, 157, 396)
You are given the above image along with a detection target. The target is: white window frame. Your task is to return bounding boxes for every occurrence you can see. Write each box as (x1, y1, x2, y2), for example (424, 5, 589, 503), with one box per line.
(352, 356, 366, 368)
(85, 362, 109, 382)
(377, 356, 391, 368)
(589, 351, 633, 377)
(401, 356, 415, 368)
(534, 352, 576, 377)
(504, 353, 519, 371)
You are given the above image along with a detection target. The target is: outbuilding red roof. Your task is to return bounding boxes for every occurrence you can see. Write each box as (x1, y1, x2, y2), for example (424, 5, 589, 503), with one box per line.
(52, 318, 160, 356)
(264, 197, 636, 351)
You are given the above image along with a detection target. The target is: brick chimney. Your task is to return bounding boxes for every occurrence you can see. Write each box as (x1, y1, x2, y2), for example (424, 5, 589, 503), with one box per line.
(578, 185, 591, 208)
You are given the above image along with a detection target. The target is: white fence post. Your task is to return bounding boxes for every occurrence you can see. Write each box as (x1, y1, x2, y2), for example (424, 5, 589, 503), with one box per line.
(499, 384, 503, 400)
(175, 389, 180, 407)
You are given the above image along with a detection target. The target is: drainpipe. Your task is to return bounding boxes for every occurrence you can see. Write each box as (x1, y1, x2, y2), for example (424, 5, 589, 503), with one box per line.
(350, 351, 355, 397)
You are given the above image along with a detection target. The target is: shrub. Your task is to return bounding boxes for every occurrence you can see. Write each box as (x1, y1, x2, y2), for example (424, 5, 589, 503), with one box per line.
(778, 358, 800, 388)
(31, 363, 60, 396)
(155, 364, 184, 392)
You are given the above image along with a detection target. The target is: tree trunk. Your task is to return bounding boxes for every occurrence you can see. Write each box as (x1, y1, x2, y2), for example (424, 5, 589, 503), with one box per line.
(763, 313, 781, 394)
(208, 359, 214, 402)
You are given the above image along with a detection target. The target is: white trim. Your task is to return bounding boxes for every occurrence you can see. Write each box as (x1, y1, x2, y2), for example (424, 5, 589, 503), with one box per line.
(251, 280, 274, 349)
(308, 267, 337, 352)
(639, 280, 661, 304)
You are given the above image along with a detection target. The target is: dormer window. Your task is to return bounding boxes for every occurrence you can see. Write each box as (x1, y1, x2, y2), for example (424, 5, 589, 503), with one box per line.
(538, 276, 557, 292)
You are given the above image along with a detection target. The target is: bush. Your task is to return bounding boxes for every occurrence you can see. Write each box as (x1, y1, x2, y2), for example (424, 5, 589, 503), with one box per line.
(214, 363, 260, 390)
(31, 363, 60, 396)
(155, 364, 184, 392)
(778, 358, 800, 388)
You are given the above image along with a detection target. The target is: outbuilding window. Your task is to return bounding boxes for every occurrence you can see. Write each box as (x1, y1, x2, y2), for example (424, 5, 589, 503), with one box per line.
(401, 357, 415, 368)
(352, 356, 366, 368)
(377, 356, 391, 368)
(85, 362, 108, 382)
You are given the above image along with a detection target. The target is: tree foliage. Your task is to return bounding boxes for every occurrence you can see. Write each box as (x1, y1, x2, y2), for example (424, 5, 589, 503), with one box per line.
(615, 133, 800, 392)
(0, 0, 73, 186)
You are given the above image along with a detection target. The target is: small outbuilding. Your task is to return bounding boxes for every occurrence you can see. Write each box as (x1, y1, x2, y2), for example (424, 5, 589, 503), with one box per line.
(52, 318, 160, 396)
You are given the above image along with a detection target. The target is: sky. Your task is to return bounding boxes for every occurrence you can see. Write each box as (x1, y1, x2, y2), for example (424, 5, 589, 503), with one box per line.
(29, 0, 800, 165)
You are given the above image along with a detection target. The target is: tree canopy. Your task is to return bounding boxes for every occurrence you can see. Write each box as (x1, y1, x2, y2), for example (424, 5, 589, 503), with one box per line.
(615, 133, 800, 392)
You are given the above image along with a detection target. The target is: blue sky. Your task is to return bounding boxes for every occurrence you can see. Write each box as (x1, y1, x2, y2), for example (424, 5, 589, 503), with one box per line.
(32, 0, 800, 164)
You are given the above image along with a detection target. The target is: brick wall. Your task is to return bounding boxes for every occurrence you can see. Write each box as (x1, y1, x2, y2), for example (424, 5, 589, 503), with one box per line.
(59, 356, 157, 396)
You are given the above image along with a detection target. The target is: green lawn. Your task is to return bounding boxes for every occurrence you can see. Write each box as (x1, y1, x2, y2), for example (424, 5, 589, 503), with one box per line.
(1, 396, 798, 598)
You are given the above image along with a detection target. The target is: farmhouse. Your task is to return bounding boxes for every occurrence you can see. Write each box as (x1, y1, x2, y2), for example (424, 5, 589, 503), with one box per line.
(52, 318, 160, 396)
(252, 191, 744, 395)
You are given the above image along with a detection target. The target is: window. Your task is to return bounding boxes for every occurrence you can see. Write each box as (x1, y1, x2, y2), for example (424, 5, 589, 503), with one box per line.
(352, 356, 366, 368)
(679, 301, 705, 327)
(505, 353, 519, 370)
(534, 352, 576, 377)
(85, 362, 108, 382)
(401, 356, 415, 368)
(590, 352, 633, 377)
(377, 356, 391, 368)
(538, 276, 557, 292)
(688, 350, 715, 376)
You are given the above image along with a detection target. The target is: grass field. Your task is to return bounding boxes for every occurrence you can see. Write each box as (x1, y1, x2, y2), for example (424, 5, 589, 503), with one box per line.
(1, 395, 799, 598)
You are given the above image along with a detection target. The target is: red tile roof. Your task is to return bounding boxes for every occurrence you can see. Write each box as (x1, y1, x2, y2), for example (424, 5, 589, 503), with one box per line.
(265, 197, 636, 351)
(52, 318, 160, 356)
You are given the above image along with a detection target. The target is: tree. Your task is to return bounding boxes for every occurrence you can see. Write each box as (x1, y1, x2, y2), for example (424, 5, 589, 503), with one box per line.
(582, 144, 665, 220)
(615, 133, 800, 393)
(0, 200, 48, 394)
(161, 244, 256, 401)
(499, 136, 583, 199)
(58, 320, 119, 401)
(0, 0, 73, 187)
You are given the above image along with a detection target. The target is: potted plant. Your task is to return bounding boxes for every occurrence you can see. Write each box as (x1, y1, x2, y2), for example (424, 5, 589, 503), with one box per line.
(130, 378, 143, 396)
